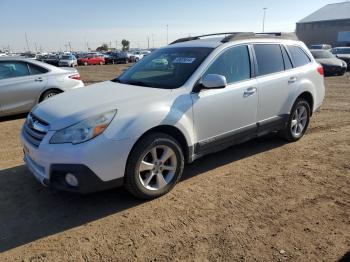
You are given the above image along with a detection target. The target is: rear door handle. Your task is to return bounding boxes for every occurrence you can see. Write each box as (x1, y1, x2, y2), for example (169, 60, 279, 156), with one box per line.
(288, 77, 297, 84)
(244, 87, 257, 97)
(34, 77, 43, 82)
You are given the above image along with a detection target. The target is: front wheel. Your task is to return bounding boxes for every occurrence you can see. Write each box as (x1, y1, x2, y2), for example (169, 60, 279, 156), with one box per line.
(124, 133, 184, 199)
(280, 99, 311, 142)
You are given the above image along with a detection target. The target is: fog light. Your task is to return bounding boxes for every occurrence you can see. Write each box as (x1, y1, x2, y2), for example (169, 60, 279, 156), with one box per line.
(65, 173, 79, 187)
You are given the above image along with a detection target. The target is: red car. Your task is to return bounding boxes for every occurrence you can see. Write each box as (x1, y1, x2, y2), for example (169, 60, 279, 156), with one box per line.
(78, 54, 105, 66)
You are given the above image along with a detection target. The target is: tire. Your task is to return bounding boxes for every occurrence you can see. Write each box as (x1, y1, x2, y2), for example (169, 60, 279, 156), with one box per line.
(99, 61, 103, 65)
(84, 62, 88, 66)
(124, 133, 185, 199)
(280, 98, 311, 142)
(40, 90, 62, 102)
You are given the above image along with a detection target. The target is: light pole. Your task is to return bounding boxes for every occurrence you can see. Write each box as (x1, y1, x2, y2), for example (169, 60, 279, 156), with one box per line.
(262, 8, 267, 33)
(166, 24, 169, 45)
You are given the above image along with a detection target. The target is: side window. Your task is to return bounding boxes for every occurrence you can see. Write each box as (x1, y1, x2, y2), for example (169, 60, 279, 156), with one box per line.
(254, 44, 284, 76)
(28, 63, 48, 75)
(281, 45, 293, 70)
(0, 61, 29, 80)
(287, 45, 311, 67)
(204, 45, 251, 84)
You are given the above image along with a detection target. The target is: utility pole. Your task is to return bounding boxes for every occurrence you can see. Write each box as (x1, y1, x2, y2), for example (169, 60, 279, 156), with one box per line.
(68, 41, 72, 52)
(147, 36, 150, 49)
(115, 40, 118, 51)
(262, 8, 268, 33)
(166, 24, 169, 45)
(34, 43, 38, 53)
(25, 32, 30, 52)
(152, 34, 154, 48)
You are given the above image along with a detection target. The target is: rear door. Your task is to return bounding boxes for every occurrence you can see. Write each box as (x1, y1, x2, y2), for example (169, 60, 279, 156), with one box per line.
(0, 61, 47, 115)
(253, 44, 296, 133)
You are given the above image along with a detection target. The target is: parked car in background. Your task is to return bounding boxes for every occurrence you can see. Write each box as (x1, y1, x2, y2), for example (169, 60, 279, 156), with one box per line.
(38, 54, 60, 66)
(310, 44, 332, 50)
(310, 49, 347, 76)
(129, 51, 143, 62)
(0, 58, 84, 117)
(20, 53, 37, 60)
(77, 54, 105, 66)
(331, 47, 350, 70)
(21, 32, 325, 199)
(58, 54, 78, 67)
(105, 52, 129, 64)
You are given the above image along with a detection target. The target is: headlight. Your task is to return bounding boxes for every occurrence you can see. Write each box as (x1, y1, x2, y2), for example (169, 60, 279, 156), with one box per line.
(50, 110, 117, 144)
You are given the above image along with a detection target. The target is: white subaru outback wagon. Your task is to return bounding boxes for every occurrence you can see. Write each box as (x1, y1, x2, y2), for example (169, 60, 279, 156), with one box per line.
(21, 33, 325, 199)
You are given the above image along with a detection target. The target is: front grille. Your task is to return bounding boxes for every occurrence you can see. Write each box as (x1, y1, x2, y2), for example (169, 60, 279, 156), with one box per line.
(22, 113, 49, 147)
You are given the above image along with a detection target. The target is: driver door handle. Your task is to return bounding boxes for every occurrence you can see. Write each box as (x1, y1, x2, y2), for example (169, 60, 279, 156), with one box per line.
(34, 77, 43, 82)
(244, 87, 257, 97)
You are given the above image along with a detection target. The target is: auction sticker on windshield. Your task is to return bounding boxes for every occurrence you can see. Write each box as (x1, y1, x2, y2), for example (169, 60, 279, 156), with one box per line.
(173, 57, 196, 64)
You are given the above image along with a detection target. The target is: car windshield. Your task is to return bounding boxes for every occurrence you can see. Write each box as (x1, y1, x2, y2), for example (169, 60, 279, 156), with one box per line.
(115, 47, 213, 89)
(332, 48, 350, 54)
(311, 50, 334, 59)
(61, 55, 72, 59)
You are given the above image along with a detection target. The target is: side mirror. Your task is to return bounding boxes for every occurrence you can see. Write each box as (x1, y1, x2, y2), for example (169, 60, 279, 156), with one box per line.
(201, 74, 227, 89)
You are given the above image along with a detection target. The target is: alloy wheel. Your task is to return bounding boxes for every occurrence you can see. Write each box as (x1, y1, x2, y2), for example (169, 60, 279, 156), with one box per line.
(138, 145, 177, 191)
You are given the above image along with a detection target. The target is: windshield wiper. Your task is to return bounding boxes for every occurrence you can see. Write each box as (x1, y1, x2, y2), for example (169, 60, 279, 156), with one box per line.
(124, 81, 151, 87)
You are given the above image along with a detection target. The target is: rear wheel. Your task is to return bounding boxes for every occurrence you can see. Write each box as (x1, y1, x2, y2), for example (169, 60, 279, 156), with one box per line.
(124, 133, 184, 199)
(280, 99, 311, 142)
(40, 90, 62, 102)
(84, 62, 88, 66)
(99, 61, 103, 65)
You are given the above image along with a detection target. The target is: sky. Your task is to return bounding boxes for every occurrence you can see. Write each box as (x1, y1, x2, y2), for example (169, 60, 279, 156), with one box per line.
(0, 0, 343, 52)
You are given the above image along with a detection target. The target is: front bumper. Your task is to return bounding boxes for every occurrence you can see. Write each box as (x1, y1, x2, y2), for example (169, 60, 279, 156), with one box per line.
(21, 131, 134, 193)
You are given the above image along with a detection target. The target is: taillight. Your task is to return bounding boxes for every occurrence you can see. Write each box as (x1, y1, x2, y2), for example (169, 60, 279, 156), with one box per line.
(317, 66, 324, 76)
(69, 73, 81, 80)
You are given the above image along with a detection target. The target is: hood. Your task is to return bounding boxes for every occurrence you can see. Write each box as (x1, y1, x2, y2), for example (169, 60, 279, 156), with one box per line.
(316, 58, 344, 67)
(32, 81, 172, 130)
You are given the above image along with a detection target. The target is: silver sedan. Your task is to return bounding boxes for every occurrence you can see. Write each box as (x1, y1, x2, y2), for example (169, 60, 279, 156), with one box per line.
(0, 57, 84, 117)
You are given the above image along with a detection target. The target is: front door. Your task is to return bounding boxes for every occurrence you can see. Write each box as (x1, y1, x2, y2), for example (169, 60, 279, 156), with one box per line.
(191, 45, 258, 154)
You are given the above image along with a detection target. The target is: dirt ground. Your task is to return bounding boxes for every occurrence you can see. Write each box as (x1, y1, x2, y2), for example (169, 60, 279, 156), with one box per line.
(0, 65, 349, 261)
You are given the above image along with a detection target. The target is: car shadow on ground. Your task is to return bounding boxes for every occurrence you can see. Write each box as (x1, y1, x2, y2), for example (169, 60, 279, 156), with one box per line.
(338, 250, 350, 262)
(0, 113, 27, 122)
(0, 134, 286, 252)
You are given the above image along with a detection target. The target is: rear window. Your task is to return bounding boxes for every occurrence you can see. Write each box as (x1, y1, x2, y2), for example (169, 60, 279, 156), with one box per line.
(28, 63, 49, 75)
(287, 46, 311, 67)
(254, 44, 285, 76)
(311, 50, 334, 59)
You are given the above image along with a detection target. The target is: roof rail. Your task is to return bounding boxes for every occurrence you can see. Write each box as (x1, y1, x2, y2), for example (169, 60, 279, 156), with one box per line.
(170, 32, 298, 45)
(222, 32, 299, 42)
(170, 32, 247, 45)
